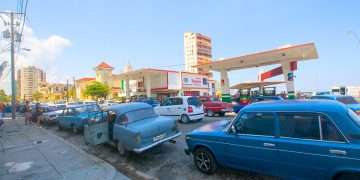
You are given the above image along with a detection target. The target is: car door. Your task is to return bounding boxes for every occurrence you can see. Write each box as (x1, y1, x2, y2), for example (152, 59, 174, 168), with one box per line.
(156, 98, 174, 117)
(274, 112, 348, 179)
(170, 97, 185, 119)
(60, 108, 72, 128)
(224, 112, 278, 175)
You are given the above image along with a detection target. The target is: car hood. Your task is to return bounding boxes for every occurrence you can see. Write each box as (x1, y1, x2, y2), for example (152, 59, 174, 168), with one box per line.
(347, 104, 360, 111)
(192, 120, 230, 133)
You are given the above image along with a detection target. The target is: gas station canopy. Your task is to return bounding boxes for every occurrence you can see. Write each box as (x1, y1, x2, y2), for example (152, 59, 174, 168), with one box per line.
(230, 81, 286, 89)
(195, 42, 318, 71)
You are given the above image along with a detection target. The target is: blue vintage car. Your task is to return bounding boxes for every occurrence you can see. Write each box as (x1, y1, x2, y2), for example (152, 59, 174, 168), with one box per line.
(108, 103, 181, 155)
(57, 104, 106, 133)
(185, 100, 360, 179)
(311, 95, 360, 114)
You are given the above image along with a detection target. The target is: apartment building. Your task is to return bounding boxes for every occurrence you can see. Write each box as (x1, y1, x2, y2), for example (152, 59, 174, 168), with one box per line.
(17, 66, 46, 100)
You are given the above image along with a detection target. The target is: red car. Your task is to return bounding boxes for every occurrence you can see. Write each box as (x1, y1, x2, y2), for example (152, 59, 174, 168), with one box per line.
(199, 96, 233, 117)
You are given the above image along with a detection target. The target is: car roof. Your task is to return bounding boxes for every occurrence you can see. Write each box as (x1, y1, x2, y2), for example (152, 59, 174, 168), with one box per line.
(242, 100, 348, 113)
(109, 102, 152, 114)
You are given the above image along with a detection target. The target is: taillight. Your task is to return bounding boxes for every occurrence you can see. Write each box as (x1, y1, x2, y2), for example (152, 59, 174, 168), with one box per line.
(188, 106, 193, 113)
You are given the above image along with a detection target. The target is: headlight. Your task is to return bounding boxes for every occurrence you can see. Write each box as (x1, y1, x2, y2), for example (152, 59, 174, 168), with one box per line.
(135, 133, 141, 144)
(185, 135, 191, 140)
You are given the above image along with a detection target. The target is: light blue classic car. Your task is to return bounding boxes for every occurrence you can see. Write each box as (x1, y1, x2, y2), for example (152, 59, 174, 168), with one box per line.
(57, 104, 106, 133)
(108, 103, 181, 155)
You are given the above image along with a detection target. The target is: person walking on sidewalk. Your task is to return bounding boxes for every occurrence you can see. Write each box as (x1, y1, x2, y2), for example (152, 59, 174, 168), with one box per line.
(35, 102, 43, 127)
(24, 101, 32, 125)
(0, 102, 5, 120)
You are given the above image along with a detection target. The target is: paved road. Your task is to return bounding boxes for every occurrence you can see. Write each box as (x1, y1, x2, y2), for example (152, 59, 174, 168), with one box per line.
(44, 115, 277, 180)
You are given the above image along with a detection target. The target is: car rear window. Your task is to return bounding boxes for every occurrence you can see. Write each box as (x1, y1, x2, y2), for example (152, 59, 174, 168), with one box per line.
(125, 108, 158, 123)
(187, 97, 201, 107)
(337, 96, 358, 104)
(348, 109, 360, 127)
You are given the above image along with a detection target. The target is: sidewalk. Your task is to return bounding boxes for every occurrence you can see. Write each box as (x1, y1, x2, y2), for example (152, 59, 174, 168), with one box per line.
(0, 117, 129, 180)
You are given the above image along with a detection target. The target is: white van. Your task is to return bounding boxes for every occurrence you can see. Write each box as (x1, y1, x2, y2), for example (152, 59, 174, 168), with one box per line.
(155, 96, 204, 123)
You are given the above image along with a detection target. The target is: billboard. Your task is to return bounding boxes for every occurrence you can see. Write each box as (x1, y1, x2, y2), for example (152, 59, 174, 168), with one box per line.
(182, 73, 209, 89)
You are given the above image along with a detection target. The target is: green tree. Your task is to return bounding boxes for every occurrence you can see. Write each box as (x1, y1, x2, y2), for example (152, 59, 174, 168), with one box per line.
(84, 81, 109, 100)
(0, 89, 10, 102)
(32, 91, 44, 102)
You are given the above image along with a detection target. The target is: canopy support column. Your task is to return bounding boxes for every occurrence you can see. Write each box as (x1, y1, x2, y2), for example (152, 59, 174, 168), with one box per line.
(220, 70, 231, 102)
(145, 74, 151, 98)
(282, 62, 295, 99)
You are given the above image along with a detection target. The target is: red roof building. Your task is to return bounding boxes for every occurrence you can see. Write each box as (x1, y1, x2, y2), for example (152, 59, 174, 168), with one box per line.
(96, 62, 114, 70)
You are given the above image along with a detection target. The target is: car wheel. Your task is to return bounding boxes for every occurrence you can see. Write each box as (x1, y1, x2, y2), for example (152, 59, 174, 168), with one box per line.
(193, 147, 217, 174)
(117, 141, 127, 156)
(336, 173, 360, 180)
(180, 114, 190, 123)
(219, 112, 225, 117)
(206, 110, 215, 117)
(72, 125, 79, 134)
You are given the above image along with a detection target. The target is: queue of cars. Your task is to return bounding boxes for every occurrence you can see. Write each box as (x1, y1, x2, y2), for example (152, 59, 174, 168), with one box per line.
(33, 95, 360, 179)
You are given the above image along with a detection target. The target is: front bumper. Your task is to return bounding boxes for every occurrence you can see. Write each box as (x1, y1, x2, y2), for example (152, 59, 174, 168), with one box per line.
(133, 132, 182, 153)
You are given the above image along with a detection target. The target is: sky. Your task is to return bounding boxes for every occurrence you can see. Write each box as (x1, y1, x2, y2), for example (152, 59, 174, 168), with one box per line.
(0, 0, 359, 94)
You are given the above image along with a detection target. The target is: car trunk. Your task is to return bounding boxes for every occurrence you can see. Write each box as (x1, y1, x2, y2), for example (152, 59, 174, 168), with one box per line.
(127, 117, 175, 145)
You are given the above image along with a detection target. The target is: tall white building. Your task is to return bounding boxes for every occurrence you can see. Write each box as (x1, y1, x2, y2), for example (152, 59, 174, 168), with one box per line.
(184, 32, 212, 76)
(17, 66, 46, 100)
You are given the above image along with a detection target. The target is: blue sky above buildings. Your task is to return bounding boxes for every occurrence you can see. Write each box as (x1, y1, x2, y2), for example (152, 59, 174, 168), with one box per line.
(1, 0, 359, 92)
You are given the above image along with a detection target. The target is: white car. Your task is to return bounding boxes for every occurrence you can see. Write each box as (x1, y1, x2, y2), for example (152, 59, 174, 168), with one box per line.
(155, 96, 204, 123)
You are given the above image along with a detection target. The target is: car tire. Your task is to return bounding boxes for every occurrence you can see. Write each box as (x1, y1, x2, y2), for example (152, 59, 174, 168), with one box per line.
(193, 147, 217, 174)
(336, 173, 360, 180)
(72, 125, 79, 134)
(117, 141, 127, 156)
(219, 112, 225, 117)
(206, 110, 215, 117)
(180, 114, 190, 123)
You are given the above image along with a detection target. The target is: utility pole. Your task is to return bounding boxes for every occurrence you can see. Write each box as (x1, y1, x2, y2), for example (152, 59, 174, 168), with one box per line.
(66, 79, 69, 103)
(10, 12, 16, 120)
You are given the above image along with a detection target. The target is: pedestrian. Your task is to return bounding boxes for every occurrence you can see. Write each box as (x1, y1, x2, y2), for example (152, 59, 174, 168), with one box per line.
(35, 102, 43, 127)
(0, 102, 5, 120)
(24, 101, 32, 125)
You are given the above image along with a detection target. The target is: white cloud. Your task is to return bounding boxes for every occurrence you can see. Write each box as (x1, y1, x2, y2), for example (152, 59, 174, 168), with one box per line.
(0, 15, 71, 94)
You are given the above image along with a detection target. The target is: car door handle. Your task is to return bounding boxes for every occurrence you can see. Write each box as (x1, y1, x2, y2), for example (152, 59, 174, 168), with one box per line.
(263, 143, 275, 147)
(329, 149, 347, 156)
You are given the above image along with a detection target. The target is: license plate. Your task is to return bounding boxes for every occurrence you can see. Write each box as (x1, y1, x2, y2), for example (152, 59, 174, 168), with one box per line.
(153, 133, 166, 142)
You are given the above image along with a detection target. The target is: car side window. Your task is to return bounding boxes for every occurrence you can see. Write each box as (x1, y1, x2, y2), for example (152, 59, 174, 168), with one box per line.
(162, 99, 173, 106)
(320, 115, 346, 142)
(279, 113, 320, 140)
(172, 98, 183, 105)
(234, 112, 275, 136)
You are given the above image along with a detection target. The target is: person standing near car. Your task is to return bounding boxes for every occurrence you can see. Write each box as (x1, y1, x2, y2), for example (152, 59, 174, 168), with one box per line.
(24, 101, 32, 125)
(35, 103, 43, 127)
(0, 102, 5, 120)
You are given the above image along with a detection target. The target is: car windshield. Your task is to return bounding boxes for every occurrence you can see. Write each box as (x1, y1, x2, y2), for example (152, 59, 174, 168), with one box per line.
(46, 106, 58, 112)
(74, 105, 100, 113)
(337, 96, 358, 104)
(187, 97, 201, 106)
(348, 109, 360, 127)
(125, 108, 158, 123)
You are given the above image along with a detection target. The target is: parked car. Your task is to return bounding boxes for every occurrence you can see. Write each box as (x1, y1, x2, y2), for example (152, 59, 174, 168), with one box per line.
(133, 98, 160, 107)
(42, 105, 63, 123)
(232, 96, 284, 113)
(311, 95, 360, 115)
(199, 96, 232, 117)
(57, 104, 106, 133)
(185, 100, 360, 179)
(155, 96, 204, 123)
(108, 103, 181, 155)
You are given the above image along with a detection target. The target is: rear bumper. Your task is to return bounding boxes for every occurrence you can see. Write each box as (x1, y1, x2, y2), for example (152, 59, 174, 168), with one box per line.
(133, 132, 182, 153)
(189, 113, 204, 120)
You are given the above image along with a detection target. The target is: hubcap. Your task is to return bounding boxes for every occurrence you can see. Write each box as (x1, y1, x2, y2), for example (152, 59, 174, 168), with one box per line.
(196, 152, 211, 171)
(182, 116, 187, 122)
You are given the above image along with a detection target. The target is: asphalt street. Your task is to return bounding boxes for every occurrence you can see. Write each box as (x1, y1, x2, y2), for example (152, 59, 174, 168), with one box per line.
(44, 114, 278, 180)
